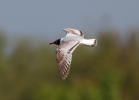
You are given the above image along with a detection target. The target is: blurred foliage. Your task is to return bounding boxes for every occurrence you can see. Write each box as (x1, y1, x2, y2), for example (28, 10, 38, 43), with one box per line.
(0, 29, 139, 100)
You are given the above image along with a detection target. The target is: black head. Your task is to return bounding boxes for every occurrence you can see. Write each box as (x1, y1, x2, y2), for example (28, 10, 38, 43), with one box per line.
(49, 39, 61, 45)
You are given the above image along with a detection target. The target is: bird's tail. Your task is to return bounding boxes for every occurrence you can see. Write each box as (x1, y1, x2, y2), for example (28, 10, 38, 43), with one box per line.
(81, 39, 97, 47)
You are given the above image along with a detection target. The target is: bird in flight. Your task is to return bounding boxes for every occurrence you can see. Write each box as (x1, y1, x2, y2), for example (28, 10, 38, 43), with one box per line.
(50, 28, 97, 79)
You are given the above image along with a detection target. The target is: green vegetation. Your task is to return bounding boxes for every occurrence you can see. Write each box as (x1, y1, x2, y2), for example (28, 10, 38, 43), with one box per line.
(0, 30, 139, 100)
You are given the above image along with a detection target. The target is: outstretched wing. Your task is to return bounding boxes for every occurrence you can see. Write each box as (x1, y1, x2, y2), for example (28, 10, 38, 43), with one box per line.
(63, 28, 84, 37)
(56, 41, 80, 79)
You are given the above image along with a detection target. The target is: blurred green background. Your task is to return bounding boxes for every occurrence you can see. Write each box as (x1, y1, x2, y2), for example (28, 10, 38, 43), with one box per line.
(0, 29, 139, 100)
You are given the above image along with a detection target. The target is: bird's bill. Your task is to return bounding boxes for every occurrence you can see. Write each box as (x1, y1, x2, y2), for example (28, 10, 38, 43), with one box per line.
(49, 42, 55, 45)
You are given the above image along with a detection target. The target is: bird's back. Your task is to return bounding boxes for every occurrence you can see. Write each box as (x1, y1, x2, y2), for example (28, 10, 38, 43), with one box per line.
(61, 36, 84, 44)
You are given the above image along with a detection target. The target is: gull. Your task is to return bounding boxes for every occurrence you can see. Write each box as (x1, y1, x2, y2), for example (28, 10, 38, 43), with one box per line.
(50, 28, 97, 79)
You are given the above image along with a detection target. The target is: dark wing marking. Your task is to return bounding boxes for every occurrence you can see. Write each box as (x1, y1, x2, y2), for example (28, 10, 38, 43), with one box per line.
(63, 28, 84, 37)
(56, 41, 80, 79)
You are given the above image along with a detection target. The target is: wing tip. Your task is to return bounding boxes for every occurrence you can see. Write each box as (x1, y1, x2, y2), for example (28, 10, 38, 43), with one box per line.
(61, 73, 68, 80)
(63, 28, 84, 37)
(59, 65, 70, 80)
(79, 30, 84, 37)
(62, 77, 66, 80)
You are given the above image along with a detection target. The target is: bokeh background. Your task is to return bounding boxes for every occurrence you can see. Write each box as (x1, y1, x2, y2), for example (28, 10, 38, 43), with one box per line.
(0, 0, 139, 100)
